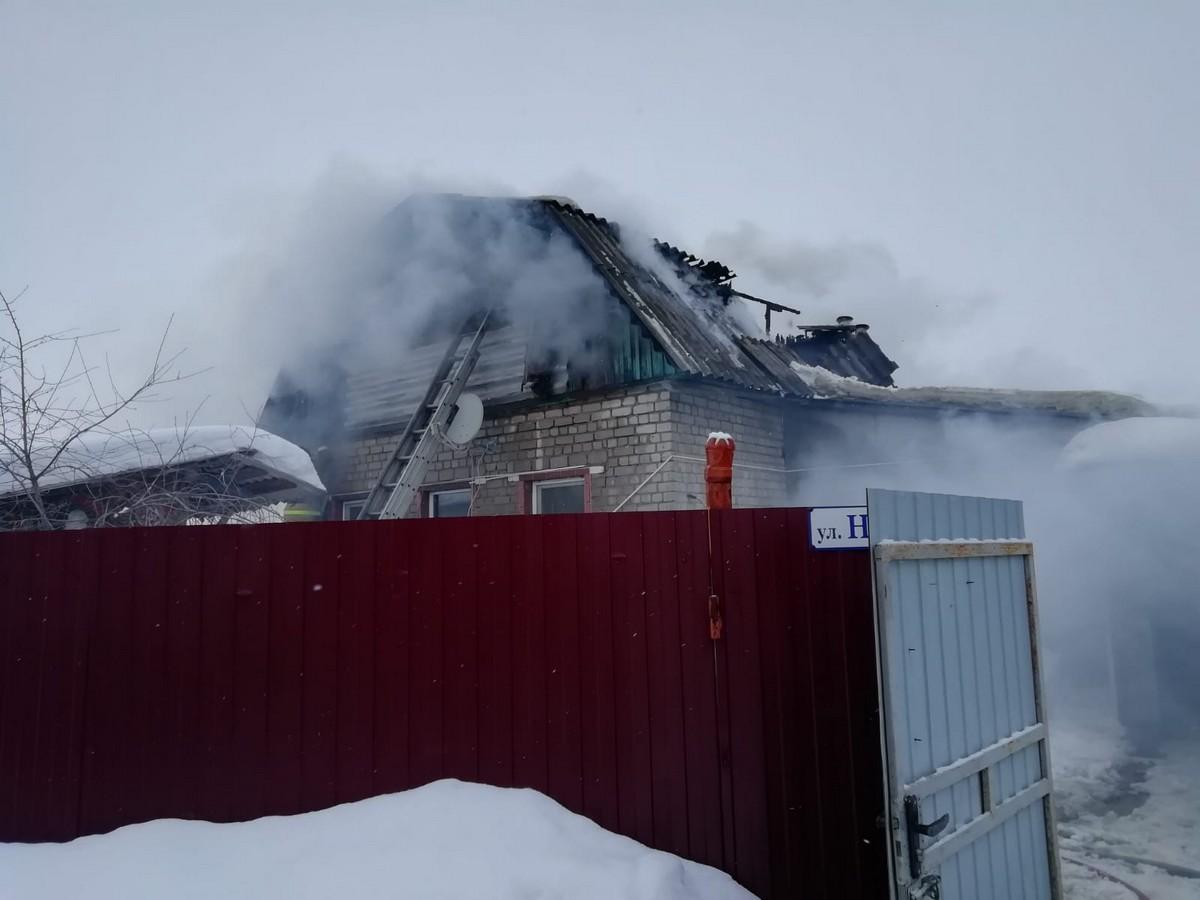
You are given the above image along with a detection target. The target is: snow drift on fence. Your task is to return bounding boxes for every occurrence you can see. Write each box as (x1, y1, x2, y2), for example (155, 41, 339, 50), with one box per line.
(0, 779, 756, 900)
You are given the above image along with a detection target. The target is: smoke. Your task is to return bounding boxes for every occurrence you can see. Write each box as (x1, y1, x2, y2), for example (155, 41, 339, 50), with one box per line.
(788, 410, 1200, 755)
(704, 222, 1096, 390)
(204, 165, 613, 415)
(705, 216, 1199, 757)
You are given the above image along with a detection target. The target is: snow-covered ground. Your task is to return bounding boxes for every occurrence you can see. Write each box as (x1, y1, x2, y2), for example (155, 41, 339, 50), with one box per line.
(2, 735, 1193, 899)
(1054, 722, 1200, 899)
(0, 779, 753, 900)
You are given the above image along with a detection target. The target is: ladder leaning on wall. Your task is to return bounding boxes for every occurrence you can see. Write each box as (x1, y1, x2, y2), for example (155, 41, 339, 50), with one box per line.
(355, 309, 492, 520)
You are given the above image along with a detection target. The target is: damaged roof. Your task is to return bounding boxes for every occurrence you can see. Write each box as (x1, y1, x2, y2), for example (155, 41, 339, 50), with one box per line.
(262, 194, 1148, 439)
(540, 198, 900, 393)
(536, 198, 1147, 419)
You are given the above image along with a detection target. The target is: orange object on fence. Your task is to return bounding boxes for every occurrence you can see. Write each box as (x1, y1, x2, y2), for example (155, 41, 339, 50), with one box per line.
(704, 432, 735, 510)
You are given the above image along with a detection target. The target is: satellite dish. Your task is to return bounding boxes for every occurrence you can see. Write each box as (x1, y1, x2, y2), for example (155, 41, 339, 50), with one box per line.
(444, 392, 484, 446)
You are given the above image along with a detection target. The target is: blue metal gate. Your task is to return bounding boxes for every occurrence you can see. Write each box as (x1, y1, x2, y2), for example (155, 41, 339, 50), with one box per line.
(867, 490, 1062, 900)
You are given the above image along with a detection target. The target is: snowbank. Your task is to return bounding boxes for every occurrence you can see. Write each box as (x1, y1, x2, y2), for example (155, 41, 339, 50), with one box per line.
(1055, 723, 1200, 899)
(1059, 416, 1200, 469)
(0, 780, 754, 900)
(787, 362, 1154, 418)
(0, 425, 324, 498)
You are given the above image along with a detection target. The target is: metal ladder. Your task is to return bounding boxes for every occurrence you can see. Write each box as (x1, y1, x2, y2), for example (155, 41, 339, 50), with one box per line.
(356, 310, 491, 520)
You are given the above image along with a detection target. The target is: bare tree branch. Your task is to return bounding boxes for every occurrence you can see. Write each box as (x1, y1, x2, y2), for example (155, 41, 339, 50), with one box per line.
(1, 288, 296, 532)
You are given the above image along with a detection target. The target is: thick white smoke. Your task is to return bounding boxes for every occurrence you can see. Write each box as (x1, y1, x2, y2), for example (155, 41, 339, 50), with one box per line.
(703, 222, 1100, 391)
(705, 217, 1195, 787)
(199, 166, 613, 418)
(789, 411, 1200, 761)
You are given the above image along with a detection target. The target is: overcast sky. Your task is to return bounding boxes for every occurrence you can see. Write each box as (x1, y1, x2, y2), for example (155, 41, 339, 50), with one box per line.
(3, 1, 1198, 424)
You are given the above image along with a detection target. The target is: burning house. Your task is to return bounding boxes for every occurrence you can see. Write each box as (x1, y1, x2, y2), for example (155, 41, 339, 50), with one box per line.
(259, 194, 1152, 520)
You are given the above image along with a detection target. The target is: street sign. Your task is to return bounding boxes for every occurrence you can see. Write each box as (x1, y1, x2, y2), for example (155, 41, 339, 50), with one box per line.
(809, 506, 870, 549)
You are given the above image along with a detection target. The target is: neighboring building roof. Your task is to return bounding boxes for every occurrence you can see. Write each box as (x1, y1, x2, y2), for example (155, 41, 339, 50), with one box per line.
(783, 364, 1156, 419)
(0, 426, 326, 503)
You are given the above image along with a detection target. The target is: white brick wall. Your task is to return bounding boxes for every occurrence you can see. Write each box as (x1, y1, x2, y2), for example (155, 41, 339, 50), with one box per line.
(334, 379, 788, 515)
(661, 381, 787, 508)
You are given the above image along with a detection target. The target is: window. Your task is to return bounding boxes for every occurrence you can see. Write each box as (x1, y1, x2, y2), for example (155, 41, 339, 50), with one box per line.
(515, 467, 597, 515)
(429, 488, 472, 518)
(341, 498, 367, 520)
(532, 477, 586, 515)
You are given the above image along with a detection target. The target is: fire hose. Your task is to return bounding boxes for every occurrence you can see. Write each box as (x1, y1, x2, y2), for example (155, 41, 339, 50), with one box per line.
(1061, 855, 1151, 900)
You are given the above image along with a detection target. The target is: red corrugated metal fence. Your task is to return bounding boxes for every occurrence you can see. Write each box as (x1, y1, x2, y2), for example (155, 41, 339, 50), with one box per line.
(0, 508, 886, 898)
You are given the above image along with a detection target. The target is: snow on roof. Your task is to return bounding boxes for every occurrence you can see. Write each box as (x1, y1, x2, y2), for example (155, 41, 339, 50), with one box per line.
(0, 425, 325, 500)
(0, 779, 753, 900)
(788, 363, 1155, 419)
(1059, 416, 1200, 469)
